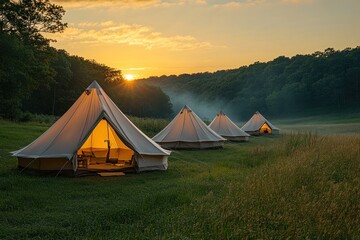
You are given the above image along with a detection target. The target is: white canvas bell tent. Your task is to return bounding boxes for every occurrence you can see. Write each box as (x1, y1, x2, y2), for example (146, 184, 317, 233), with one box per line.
(152, 105, 225, 149)
(241, 111, 280, 135)
(209, 111, 250, 142)
(12, 81, 170, 174)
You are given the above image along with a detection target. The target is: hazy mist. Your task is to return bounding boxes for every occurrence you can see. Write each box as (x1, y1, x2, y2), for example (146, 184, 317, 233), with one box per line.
(166, 90, 246, 125)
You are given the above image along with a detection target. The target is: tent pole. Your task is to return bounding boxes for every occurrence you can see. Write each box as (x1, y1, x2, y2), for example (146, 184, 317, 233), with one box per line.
(90, 129, 93, 153)
(105, 121, 111, 163)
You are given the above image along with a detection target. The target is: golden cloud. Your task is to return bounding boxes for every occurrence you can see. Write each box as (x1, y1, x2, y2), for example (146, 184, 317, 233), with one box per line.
(213, 0, 314, 8)
(281, 0, 314, 3)
(52, 0, 314, 8)
(51, 0, 205, 8)
(213, 0, 264, 8)
(50, 22, 221, 51)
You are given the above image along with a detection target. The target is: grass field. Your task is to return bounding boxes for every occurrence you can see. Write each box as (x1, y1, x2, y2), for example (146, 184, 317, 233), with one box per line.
(274, 112, 360, 135)
(0, 120, 360, 239)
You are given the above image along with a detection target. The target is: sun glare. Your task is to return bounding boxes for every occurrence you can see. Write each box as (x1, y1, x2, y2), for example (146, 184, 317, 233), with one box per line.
(124, 74, 134, 81)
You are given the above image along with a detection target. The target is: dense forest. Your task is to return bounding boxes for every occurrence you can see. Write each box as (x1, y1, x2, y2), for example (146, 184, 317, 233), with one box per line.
(0, 0, 172, 121)
(144, 47, 360, 120)
(1, 1, 359, 122)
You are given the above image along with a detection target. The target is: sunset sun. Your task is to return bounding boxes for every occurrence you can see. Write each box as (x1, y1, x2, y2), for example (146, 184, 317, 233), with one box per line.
(124, 74, 134, 81)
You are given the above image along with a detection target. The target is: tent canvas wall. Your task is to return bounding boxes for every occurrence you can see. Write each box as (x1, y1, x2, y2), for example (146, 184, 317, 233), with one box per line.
(12, 81, 170, 174)
(153, 105, 225, 149)
(209, 111, 250, 142)
(241, 111, 280, 136)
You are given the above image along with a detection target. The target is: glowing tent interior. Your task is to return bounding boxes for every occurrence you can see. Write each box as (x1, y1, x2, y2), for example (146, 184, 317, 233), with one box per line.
(12, 81, 170, 175)
(241, 111, 280, 135)
(77, 119, 135, 168)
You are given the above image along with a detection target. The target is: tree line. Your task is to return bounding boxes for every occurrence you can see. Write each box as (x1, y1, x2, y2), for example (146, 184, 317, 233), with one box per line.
(144, 47, 360, 119)
(0, 0, 172, 121)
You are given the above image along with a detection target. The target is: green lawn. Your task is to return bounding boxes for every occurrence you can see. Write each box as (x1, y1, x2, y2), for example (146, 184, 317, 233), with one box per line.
(0, 120, 359, 239)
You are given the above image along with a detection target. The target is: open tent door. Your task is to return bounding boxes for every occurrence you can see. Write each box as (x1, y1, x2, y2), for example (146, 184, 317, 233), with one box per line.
(77, 119, 135, 170)
(260, 122, 272, 134)
(13, 81, 170, 175)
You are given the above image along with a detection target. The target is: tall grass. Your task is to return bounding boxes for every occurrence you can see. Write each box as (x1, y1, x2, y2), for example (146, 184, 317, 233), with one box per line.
(204, 133, 360, 238)
(9, 112, 58, 124)
(128, 116, 169, 137)
(1, 119, 360, 239)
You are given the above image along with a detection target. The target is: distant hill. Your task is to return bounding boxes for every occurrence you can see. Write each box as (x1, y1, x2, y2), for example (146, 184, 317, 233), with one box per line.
(141, 47, 360, 121)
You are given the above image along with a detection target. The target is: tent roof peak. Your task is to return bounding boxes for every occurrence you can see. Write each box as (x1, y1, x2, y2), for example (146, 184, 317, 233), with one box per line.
(181, 105, 192, 113)
(87, 81, 101, 90)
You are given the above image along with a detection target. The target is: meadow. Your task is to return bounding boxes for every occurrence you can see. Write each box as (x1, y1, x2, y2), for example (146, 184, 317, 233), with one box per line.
(0, 119, 359, 239)
(275, 112, 360, 135)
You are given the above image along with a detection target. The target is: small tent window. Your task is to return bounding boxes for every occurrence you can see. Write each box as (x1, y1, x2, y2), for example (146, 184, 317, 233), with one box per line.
(77, 119, 134, 169)
(260, 123, 272, 134)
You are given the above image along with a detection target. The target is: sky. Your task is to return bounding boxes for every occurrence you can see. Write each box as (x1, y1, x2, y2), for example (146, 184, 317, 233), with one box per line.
(48, 0, 360, 79)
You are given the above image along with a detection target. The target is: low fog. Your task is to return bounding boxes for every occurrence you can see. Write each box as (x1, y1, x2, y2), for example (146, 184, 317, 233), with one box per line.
(166, 90, 246, 125)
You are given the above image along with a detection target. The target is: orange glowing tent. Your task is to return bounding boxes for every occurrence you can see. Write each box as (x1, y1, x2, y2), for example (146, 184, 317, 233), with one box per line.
(241, 111, 280, 135)
(12, 81, 170, 175)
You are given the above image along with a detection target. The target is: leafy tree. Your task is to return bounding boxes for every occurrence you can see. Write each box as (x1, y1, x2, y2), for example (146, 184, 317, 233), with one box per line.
(0, 33, 35, 119)
(0, 0, 67, 47)
(0, 0, 66, 118)
(0, 1, 173, 120)
(20, 53, 173, 118)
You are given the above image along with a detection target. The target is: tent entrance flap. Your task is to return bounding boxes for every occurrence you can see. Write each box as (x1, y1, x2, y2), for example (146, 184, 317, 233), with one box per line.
(260, 122, 272, 134)
(77, 119, 135, 170)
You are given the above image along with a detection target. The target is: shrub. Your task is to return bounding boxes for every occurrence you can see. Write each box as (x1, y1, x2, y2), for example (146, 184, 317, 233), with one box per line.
(128, 116, 169, 137)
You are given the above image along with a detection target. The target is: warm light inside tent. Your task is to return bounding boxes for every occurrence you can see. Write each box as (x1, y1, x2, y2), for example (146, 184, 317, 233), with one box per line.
(78, 119, 134, 168)
(260, 122, 272, 134)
